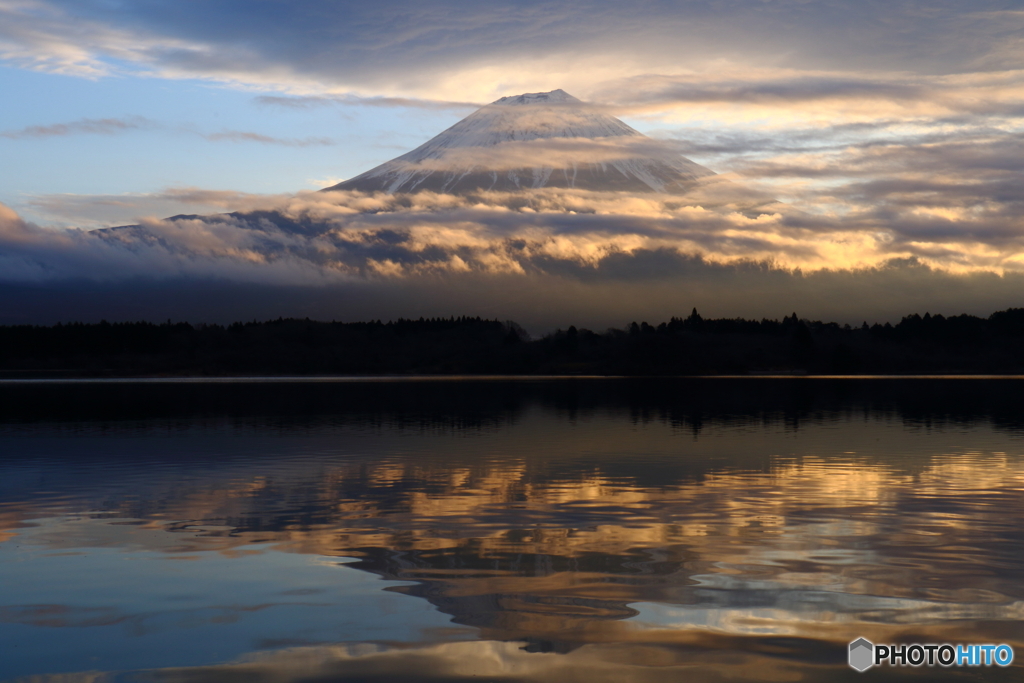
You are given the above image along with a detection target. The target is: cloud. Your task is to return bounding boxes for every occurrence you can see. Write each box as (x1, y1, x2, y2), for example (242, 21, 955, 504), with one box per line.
(2, 0, 1023, 328)
(22, 187, 293, 228)
(254, 94, 479, 111)
(201, 131, 334, 146)
(0, 115, 155, 139)
(8, 637, 860, 683)
(4, 0, 1024, 223)
(0, 116, 335, 147)
(3, 0, 1024, 104)
(591, 69, 1024, 119)
(0, 0, 208, 79)
(4, 80, 1022, 287)
(0, 200, 351, 286)
(4, 169, 1024, 329)
(14, 252, 1024, 332)
(6, 158, 1024, 284)
(714, 130, 1024, 267)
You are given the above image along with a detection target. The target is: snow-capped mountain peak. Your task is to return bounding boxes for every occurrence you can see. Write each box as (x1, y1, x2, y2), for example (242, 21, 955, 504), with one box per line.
(326, 89, 712, 195)
(492, 89, 579, 106)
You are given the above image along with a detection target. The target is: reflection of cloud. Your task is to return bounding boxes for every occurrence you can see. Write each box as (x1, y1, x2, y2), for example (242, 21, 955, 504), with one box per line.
(0, 603, 130, 628)
(34, 630, 1024, 683)
(4, 418, 1024, 681)
(6, 673, 110, 683)
(18, 640, 804, 683)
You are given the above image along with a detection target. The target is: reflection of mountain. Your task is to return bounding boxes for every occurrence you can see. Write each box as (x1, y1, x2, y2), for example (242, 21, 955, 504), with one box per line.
(327, 90, 713, 194)
(5, 385, 1024, 683)
(4, 395, 1024, 654)
(344, 542, 672, 652)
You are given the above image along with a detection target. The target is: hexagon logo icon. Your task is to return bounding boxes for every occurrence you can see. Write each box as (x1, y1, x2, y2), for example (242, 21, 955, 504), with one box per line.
(849, 638, 874, 672)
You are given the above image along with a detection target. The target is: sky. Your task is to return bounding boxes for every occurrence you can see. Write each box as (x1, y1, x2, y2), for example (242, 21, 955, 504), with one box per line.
(2, 0, 1024, 329)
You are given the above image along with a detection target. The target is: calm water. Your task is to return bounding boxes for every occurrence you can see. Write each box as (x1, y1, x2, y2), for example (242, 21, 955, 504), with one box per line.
(1, 378, 1023, 682)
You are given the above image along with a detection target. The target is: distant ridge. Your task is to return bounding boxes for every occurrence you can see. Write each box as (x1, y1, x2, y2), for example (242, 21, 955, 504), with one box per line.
(325, 89, 712, 195)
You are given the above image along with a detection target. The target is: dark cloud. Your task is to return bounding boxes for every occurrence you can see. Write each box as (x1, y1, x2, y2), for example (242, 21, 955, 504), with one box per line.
(4, 252, 1023, 333)
(4, 1, 1023, 98)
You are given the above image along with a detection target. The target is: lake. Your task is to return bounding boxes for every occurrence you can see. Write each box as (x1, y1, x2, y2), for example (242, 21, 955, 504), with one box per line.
(1, 378, 1022, 682)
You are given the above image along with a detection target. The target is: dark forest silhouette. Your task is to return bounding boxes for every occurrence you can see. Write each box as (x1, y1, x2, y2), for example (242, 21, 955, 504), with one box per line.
(3, 308, 1024, 376)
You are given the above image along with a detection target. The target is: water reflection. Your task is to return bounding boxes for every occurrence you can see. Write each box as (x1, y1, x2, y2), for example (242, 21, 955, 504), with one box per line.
(1, 379, 1023, 681)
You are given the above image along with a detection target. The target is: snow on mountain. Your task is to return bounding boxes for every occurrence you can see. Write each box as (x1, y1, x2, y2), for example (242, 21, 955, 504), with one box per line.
(325, 89, 713, 194)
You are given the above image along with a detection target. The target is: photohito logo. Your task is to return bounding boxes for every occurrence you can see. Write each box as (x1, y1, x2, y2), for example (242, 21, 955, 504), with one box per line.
(848, 638, 1014, 671)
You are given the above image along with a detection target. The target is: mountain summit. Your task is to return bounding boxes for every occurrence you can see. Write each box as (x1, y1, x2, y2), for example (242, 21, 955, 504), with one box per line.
(325, 89, 712, 194)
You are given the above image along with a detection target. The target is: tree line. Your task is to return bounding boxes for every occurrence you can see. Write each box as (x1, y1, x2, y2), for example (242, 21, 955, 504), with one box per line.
(2, 308, 1024, 376)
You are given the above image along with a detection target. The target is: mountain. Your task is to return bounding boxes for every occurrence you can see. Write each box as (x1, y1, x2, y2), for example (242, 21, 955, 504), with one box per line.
(325, 89, 713, 195)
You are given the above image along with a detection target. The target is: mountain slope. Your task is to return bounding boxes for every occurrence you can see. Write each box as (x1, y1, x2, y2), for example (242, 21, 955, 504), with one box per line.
(325, 90, 713, 194)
